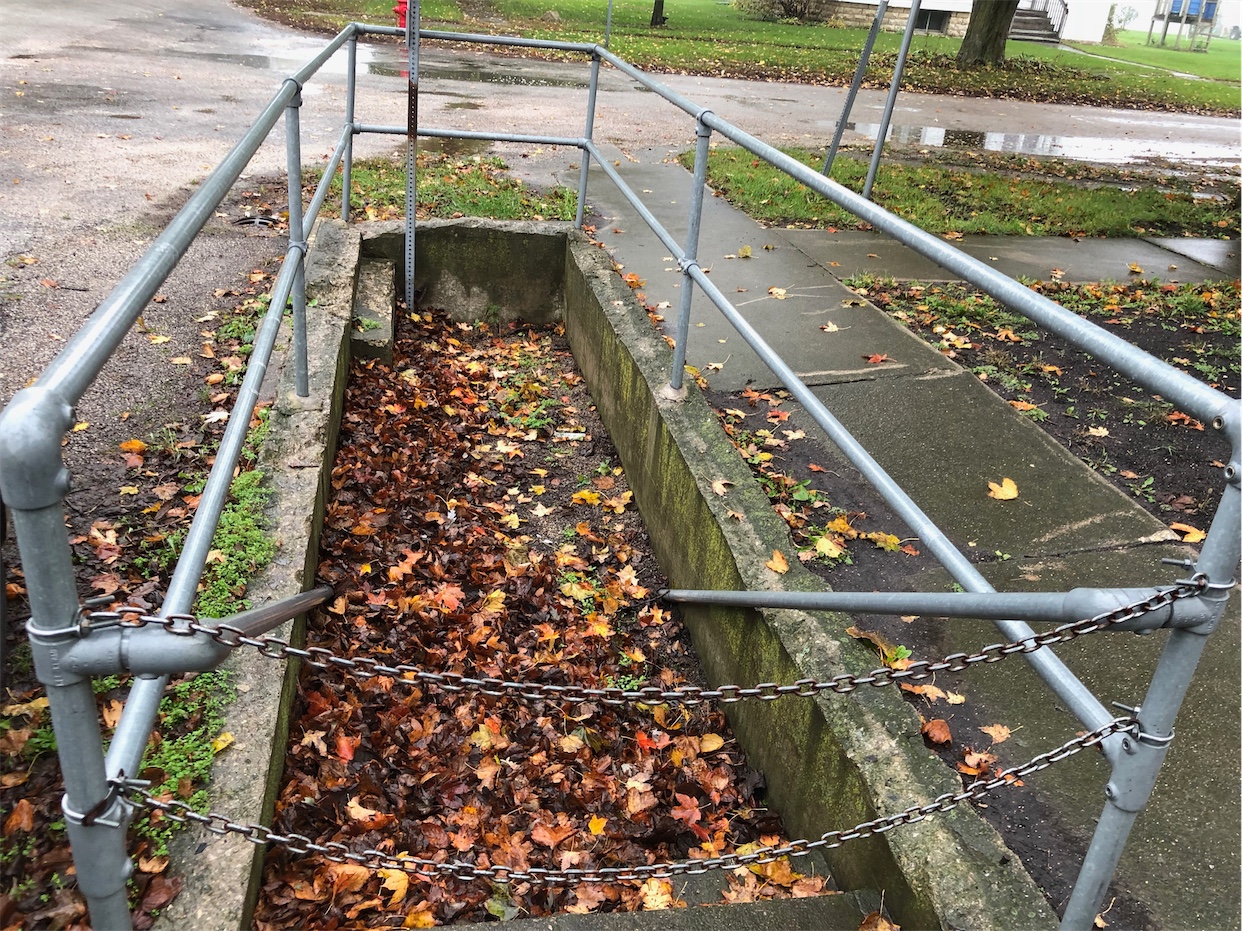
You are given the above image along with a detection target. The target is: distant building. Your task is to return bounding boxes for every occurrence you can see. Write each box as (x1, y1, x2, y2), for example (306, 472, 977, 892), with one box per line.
(808, 0, 1235, 46)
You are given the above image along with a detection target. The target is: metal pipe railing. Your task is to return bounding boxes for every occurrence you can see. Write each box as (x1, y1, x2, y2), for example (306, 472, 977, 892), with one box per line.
(0, 20, 1235, 931)
(863, 0, 920, 199)
(822, 0, 888, 177)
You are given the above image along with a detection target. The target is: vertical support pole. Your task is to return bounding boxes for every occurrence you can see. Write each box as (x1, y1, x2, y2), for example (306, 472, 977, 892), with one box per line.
(862, 0, 920, 200)
(822, 0, 887, 177)
(342, 32, 358, 223)
(667, 118, 712, 393)
(1060, 476, 1240, 929)
(285, 85, 309, 398)
(25, 524, 134, 931)
(576, 53, 601, 229)
(605, 0, 614, 48)
(404, 0, 421, 312)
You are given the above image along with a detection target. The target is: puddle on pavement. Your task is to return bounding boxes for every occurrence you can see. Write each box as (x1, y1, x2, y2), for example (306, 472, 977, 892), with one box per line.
(367, 62, 587, 88)
(445, 101, 483, 110)
(416, 136, 492, 156)
(843, 121, 1240, 166)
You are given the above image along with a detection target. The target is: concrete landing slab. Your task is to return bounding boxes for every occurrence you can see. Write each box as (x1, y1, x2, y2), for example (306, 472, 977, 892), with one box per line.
(450, 891, 873, 931)
(793, 371, 1175, 557)
(1145, 236, 1240, 276)
(897, 544, 1239, 931)
(781, 230, 1229, 284)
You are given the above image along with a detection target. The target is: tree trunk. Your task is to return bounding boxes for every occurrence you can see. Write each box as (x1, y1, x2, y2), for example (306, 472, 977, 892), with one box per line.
(956, 0, 1019, 66)
(650, 0, 667, 27)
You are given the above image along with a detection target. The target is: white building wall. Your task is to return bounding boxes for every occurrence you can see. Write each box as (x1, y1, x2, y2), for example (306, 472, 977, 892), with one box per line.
(1062, 0, 1114, 42)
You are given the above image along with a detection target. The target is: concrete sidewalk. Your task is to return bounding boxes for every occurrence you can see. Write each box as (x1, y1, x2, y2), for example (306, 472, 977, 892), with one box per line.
(540, 144, 1240, 931)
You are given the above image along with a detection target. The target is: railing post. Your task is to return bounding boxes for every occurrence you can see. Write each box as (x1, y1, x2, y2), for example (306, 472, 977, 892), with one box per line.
(863, 0, 920, 199)
(822, 0, 888, 177)
(604, 0, 614, 48)
(1061, 472, 1240, 929)
(666, 116, 712, 395)
(0, 389, 135, 931)
(576, 51, 602, 229)
(285, 84, 309, 398)
(342, 32, 358, 223)
(404, 0, 422, 312)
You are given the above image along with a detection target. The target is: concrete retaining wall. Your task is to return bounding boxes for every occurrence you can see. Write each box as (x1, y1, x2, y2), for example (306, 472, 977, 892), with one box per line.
(165, 218, 1055, 930)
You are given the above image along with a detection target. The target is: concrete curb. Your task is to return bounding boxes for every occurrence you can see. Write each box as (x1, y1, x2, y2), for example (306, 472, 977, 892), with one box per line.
(153, 220, 358, 931)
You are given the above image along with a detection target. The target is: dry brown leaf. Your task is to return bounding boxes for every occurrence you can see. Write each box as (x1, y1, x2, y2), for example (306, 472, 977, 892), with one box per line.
(765, 550, 790, 574)
(981, 723, 1011, 744)
(921, 718, 952, 746)
(859, 909, 901, 930)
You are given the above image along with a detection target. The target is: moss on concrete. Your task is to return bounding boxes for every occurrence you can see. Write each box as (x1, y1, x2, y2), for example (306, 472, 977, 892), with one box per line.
(559, 232, 1057, 930)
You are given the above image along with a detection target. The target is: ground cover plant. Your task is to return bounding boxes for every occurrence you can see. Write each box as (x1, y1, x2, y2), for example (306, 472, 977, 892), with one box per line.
(307, 153, 579, 222)
(682, 145, 1240, 238)
(253, 309, 835, 927)
(0, 250, 289, 928)
(241, 0, 1240, 115)
(853, 275, 1240, 533)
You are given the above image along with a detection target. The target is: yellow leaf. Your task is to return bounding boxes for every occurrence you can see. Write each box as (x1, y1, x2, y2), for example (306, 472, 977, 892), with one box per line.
(571, 489, 602, 506)
(119, 439, 148, 454)
(403, 905, 437, 928)
(1169, 522, 1206, 543)
(211, 731, 234, 753)
(346, 796, 380, 821)
(987, 477, 1019, 501)
(765, 550, 789, 574)
(72, 421, 90, 432)
(1087, 426, 1109, 437)
(738, 245, 753, 258)
(768, 286, 787, 300)
(148, 334, 171, 345)
(499, 512, 521, 529)
(589, 815, 607, 835)
(699, 733, 725, 753)
(532, 503, 554, 518)
(639, 877, 676, 910)
(170, 356, 192, 365)
(379, 868, 408, 907)
(945, 690, 966, 705)
(1128, 262, 1144, 274)
(119, 485, 140, 496)
(814, 536, 842, 559)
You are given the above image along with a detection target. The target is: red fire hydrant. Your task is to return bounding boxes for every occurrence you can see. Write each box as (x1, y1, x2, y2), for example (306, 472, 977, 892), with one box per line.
(394, 0, 408, 28)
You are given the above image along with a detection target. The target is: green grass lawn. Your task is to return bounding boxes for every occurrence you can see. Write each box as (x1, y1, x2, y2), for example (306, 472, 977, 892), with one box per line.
(1067, 29, 1242, 83)
(307, 153, 578, 220)
(684, 146, 1239, 237)
(242, 0, 1239, 114)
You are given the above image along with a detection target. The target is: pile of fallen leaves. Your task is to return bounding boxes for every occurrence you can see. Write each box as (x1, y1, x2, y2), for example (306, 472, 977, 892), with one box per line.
(254, 311, 835, 928)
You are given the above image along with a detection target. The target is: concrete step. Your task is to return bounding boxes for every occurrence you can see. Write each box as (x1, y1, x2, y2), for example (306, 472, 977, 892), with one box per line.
(351, 257, 396, 364)
(451, 887, 876, 931)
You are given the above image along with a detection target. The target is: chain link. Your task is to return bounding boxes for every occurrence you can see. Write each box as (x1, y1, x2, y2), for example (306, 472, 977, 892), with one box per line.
(115, 716, 1132, 884)
(86, 580, 1201, 707)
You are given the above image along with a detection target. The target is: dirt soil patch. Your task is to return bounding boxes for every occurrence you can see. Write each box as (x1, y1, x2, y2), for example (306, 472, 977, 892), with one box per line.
(252, 308, 838, 928)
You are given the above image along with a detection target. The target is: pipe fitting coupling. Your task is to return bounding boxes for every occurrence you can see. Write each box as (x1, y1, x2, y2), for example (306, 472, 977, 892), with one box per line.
(0, 385, 75, 510)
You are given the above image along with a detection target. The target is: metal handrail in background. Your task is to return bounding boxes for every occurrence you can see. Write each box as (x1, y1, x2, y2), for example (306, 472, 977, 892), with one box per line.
(0, 13, 1236, 931)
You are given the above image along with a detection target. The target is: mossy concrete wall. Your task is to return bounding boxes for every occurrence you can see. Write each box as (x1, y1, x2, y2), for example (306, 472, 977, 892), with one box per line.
(168, 218, 1056, 930)
(554, 231, 1055, 930)
(366, 217, 570, 325)
(371, 216, 1055, 928)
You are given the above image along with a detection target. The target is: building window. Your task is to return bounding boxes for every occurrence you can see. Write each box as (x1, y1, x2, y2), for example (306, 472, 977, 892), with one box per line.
(914, 9, 950, 32)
